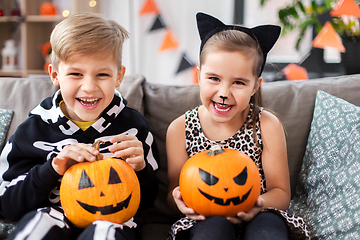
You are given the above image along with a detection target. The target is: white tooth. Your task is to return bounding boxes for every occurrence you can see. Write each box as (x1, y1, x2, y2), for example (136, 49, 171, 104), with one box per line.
(214, 103, 231, 112)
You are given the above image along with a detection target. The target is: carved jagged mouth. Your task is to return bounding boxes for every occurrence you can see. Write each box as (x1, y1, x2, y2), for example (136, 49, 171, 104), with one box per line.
(76, 193, 132, 215)
(198, 188, 252, 206)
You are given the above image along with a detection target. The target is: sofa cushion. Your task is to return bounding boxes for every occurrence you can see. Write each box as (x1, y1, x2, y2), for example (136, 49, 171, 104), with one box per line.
(141, 81, 202, 224)
(288, 91, 360, 239)
(0, 109, 14, 152)
(0, 78, 59, 142)
(118, 74, 146, 115)
(261, 74, 360, 197)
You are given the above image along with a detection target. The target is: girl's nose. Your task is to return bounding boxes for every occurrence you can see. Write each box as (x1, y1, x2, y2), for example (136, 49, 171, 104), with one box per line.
(218, 84, 230, 101)
(220, 95, 228, 104)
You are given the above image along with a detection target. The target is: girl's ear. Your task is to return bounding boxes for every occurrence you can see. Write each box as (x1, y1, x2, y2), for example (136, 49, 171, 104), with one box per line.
(252, 77, 263, 95)
(48, 63, 60, 86)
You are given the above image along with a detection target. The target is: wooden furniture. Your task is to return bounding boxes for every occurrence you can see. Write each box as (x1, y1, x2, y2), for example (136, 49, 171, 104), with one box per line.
(0, 0, 100, 78)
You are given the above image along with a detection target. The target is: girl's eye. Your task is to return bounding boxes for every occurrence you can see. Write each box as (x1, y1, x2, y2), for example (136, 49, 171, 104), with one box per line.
(209, 77, 220, 81)
(234, 80, 245, 85)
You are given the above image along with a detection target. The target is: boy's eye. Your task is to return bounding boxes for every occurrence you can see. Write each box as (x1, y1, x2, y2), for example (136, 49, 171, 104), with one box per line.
(98, 73, 110, 77)
(69, 73, 82, 76)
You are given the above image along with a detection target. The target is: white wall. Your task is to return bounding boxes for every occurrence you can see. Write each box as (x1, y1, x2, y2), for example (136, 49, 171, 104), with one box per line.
(101, 0, 234, 85)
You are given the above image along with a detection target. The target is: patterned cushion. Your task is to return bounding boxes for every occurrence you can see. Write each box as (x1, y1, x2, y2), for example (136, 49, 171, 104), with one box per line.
(288, 91, 360, 239)
(0, 109, 14, 152)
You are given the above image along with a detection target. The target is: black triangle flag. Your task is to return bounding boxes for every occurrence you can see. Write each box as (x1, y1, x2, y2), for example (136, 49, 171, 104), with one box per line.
(177, 53, 195, 74)
(150, 14, 166, 31)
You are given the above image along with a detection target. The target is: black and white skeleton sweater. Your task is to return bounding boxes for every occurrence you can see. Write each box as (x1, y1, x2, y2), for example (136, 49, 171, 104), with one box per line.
(0, 90, 159, 222)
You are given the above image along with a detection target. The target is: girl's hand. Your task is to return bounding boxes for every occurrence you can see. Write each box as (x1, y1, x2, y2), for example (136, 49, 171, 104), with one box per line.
(52, 143, 100, 175)
(173, 186, 205, 221)
(109, 134, 146, 172)
(226, 196, 264, 224)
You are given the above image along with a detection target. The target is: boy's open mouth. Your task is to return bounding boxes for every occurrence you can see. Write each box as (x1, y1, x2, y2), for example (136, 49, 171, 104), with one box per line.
(77, 97, 100, 106)
(213, 102, 233, 112)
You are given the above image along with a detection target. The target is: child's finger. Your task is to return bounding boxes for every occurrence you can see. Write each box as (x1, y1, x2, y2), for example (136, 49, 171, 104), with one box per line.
(110, 134, 137, 143)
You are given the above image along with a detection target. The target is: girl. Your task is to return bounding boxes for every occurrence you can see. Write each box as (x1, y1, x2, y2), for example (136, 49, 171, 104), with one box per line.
(166, 12, 309, 240)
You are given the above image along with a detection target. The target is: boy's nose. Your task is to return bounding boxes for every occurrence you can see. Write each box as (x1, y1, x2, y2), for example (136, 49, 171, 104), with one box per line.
(81, 78, 98, 92)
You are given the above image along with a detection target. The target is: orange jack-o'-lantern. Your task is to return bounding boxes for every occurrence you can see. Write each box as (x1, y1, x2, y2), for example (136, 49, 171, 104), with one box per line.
(179, 145, 261, 217)
(60, 141, 140, 228)
(39, 3, 57, 16)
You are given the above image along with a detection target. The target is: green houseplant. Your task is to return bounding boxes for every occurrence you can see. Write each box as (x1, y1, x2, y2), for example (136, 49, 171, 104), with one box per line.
(261, 0, 360, 73)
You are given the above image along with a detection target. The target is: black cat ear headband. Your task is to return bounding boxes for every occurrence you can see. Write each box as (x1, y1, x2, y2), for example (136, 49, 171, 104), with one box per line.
(196, 12, 281, 76)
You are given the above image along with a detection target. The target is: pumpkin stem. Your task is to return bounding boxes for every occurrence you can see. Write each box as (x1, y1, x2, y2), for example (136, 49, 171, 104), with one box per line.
(207, 145, 225, 156)
(92, 140, 105, 161)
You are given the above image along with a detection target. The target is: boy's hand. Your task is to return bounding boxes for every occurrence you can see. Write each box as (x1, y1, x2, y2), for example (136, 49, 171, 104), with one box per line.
(173, 186, 205, 221)
(226, 196, 264, 224)
(52, 143, 100, 175)
(109, 135, 146, 172)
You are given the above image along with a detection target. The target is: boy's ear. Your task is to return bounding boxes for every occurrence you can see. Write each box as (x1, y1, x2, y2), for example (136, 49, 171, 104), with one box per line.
(48, 63, 60, 86)
(116, 66, 126, 88)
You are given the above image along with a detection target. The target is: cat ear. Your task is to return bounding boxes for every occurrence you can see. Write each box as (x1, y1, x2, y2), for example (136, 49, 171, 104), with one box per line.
(251, 25, 281, 56)
(196, 12, 225, 42)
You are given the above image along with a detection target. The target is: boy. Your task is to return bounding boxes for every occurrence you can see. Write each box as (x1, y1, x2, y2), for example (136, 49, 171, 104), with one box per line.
(0, 13, 159, 240)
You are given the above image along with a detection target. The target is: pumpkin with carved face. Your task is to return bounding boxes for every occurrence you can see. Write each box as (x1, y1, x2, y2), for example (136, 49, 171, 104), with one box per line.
(60, 141, 140, 228)
(179, 145, 261, 217)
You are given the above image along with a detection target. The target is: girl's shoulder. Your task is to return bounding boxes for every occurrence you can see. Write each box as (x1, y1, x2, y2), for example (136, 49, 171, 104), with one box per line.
(260, 109, 283, 126)
(167, 113, 186, 137)
(260, 109, 285, 138)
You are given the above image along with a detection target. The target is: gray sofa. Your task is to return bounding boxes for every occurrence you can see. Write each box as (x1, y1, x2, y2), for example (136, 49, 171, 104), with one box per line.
(1, 74, 360, 239)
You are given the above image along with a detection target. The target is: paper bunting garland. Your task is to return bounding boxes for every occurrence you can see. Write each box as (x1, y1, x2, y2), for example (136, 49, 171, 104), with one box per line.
(139, 0, 159, 15)
(140, 0, 197, 78)
(192, 66, 199, 84)
(150, 14, 166, 31)
(330, 0, 360, 17)
(282, 63, 308, 81)
(159, 29, 179, 51)
(177, 53, 195, 73)
(312, 21, 345, 52)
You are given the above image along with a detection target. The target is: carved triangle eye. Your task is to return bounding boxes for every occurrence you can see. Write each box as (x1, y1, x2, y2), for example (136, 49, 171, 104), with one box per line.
(199, 168, 219, 186)
(78, 170, 94, 189)
(233, 167, 247, 186)
(108, 167, 122, 184)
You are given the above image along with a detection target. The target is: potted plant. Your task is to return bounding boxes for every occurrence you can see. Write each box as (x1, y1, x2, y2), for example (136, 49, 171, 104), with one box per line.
(261, 0, 360, 74)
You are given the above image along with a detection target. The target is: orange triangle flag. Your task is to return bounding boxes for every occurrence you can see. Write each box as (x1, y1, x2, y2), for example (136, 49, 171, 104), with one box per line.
(330, 0, 360, 17)
(159, 29, 179, 51)
(312, 21, 346, 52)
(282, 63, 308, 81)
(192, 66, 199, 84)
(139, 0, 159, 15)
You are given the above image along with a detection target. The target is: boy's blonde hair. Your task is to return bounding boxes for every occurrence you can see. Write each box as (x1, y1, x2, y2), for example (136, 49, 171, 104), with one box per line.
(50, 13, 129, 71)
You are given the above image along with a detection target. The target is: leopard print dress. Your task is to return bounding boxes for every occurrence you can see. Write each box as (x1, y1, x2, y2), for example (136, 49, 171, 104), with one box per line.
(167, 104, 310, 240)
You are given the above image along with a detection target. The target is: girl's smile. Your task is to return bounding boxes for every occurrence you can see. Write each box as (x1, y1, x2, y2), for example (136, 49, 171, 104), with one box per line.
(213, 101, 233, 115)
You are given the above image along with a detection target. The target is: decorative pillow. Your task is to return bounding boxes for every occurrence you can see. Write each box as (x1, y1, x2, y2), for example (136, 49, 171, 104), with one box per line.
(288, 91, 360, 239)
(0, 109, 14, 152)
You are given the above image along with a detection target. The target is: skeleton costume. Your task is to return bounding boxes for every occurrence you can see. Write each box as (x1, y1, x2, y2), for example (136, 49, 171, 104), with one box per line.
(167, 12, 310, 240)
(0, 90, 159, 239)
